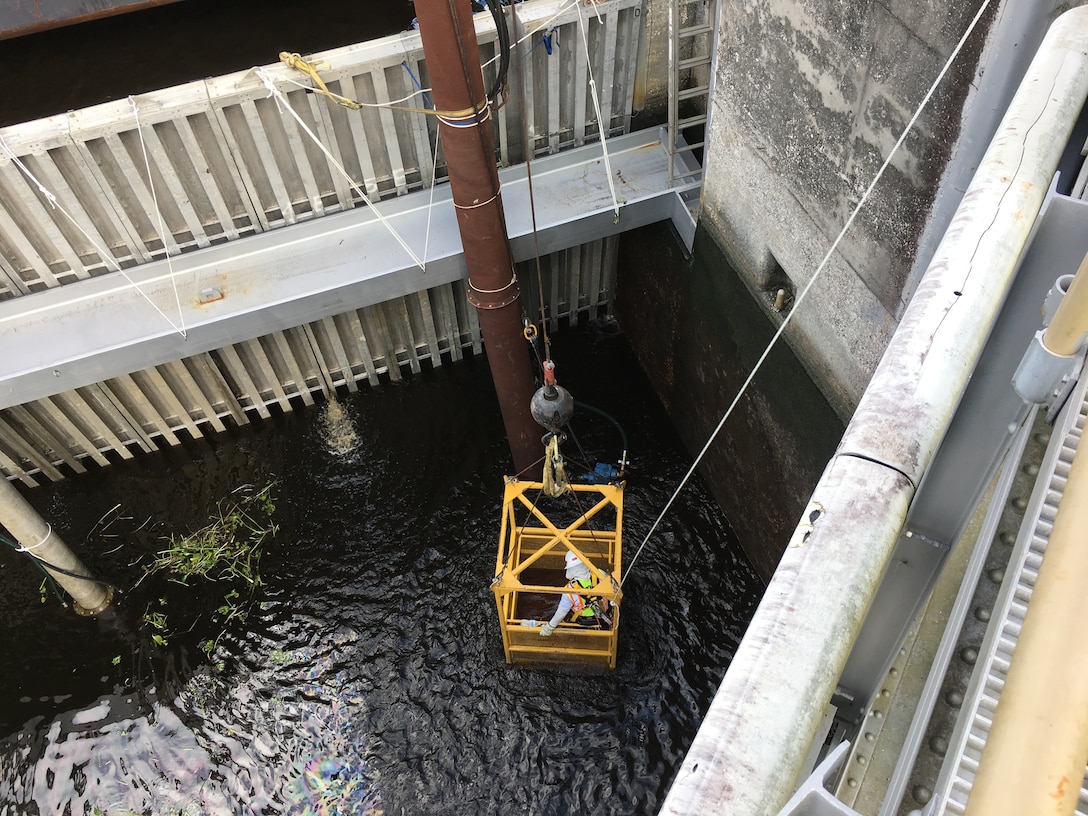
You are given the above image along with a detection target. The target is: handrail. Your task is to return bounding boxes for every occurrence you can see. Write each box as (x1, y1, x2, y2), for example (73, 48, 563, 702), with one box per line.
(658, 7, 1088, 814)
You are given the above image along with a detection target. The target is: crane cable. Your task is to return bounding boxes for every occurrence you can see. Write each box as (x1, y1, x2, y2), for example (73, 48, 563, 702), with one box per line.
(510, 1, 553, 369)
(620, 0, 994, 587)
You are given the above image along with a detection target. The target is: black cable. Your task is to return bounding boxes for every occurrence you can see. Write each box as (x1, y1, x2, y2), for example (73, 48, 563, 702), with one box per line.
(1, 532, 117, 589)
(24, 555, 116, 587)
(447, 0, 502, 199)
(1, 533, 64, 602)
(574, 401, 629, 461)
(481, 0, 511, 104)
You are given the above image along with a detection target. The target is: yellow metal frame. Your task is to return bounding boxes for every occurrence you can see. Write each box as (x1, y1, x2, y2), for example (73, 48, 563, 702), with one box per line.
(491, 478, 624, 669)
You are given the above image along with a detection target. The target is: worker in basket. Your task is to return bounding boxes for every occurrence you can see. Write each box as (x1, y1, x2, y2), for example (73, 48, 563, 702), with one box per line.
(540, 551, 612, 636)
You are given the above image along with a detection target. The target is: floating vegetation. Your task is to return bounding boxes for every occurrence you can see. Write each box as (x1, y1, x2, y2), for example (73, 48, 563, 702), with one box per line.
(142, 482, 278, 587)
(130, 483, 278, 655)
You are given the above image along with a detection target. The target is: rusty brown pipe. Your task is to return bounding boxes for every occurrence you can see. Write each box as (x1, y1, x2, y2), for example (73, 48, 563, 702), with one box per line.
(415, 0, 542, 477)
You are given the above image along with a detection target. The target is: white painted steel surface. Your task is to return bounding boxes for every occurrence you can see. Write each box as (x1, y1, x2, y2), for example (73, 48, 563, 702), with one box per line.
(660, 8, 1088, 815)
(0, 0, 642, 300)
(0, 129, 695, 412)
(0, 0, 697, 483)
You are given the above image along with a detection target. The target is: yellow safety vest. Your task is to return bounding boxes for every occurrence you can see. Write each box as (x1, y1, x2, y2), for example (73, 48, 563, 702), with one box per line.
(566, 576, 608, 618)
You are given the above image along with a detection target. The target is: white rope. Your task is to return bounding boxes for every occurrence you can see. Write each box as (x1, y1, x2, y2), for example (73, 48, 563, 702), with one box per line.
(255, 68, 426, 270)
(0, 135, 188, 338)
(574, 1, 621, 220)
(621, 0, 994, 585)
(16, 523, 51, 553)
(130, 96, 187, 338)
(274, 2, 582, 115)
(423, 119, 442, 273)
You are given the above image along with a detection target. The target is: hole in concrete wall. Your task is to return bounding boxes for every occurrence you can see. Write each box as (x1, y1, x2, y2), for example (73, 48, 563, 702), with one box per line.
(764, 254, 795, 315)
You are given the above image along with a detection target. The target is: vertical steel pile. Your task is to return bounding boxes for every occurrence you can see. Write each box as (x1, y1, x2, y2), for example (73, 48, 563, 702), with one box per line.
(414, 0, 541, 476)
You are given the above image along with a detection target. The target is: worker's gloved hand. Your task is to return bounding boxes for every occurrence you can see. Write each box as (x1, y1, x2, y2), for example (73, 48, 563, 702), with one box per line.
(540, 623, 555, 637)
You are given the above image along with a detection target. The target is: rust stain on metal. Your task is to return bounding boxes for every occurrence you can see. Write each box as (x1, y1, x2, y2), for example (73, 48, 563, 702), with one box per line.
(194, 283, 226, 306)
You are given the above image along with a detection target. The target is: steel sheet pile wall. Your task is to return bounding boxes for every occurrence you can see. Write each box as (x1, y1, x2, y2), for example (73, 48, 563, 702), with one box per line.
(0, 0, 640, 483)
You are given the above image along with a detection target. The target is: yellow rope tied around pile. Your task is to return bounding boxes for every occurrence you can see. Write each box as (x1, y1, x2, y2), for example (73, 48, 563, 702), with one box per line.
(279, 52, 363, 110)
(542, 436, 569, 497)
(278, 51, 487, 121)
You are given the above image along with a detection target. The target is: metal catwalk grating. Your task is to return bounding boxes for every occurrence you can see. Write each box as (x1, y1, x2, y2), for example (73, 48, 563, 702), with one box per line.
(929, 366, 1088, 815)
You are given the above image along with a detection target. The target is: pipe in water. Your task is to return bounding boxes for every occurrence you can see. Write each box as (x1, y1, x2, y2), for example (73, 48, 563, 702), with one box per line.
(0, 475, 111, 615)
(413, 0, 542, 478)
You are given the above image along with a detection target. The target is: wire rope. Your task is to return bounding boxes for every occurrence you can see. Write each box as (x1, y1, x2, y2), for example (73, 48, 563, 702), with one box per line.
(621, 0, 995, 585)
(511, 0, 553, 362)
(255, 68, 426, 270)
(0, 134, 189, 337)
(130, 96, 187, 338)
(574, 1, 621, 220)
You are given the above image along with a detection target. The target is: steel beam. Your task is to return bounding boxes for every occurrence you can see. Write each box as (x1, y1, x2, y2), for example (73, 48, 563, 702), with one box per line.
(0, 128, 698, 411)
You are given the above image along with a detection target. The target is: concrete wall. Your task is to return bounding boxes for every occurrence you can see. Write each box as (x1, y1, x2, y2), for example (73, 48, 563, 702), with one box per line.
(698, 0, 1079, 418)
(616, 0, 1088, 576)
(616, 222, 843, 581)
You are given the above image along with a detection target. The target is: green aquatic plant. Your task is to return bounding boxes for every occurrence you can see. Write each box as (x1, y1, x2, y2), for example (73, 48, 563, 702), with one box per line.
(143, 482, 278, 586)
(132, 482, 278, 656)
(141, 607, 169, 646)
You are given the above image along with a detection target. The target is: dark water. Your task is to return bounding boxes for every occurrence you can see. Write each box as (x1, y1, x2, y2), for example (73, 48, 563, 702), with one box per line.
(0, 325, 762, 815)
(1, 0, 418, 127)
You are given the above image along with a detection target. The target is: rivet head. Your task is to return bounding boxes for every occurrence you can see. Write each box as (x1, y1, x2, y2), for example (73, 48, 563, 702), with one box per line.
(989, 568, 1004, 583)
(930, 736, 948, 755)
(946, 690, 964, 707)
(975, 607, 991, 622)
(1011, 496, 1028, 511)
(961, 647, 978, 665)
(912, 785, 932, 804)
(847, 777, 858, 788)
(856, 755, 867, 766)
(864, 732, 876, 742)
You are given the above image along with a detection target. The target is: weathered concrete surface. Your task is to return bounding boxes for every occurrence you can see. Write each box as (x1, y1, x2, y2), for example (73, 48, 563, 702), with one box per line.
(699, 0, 1011, 418)
(616, 222, 844, 581)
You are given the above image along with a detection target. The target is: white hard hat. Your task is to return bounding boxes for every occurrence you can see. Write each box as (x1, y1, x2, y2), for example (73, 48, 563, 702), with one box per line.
(564, 550, 591, 580)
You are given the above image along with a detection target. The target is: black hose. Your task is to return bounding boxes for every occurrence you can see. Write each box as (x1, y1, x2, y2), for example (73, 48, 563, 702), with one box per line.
(574, 401, 629, 458)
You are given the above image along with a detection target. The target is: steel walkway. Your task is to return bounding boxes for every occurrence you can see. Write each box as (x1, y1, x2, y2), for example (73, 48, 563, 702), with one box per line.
(0, 128, 699, 411)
